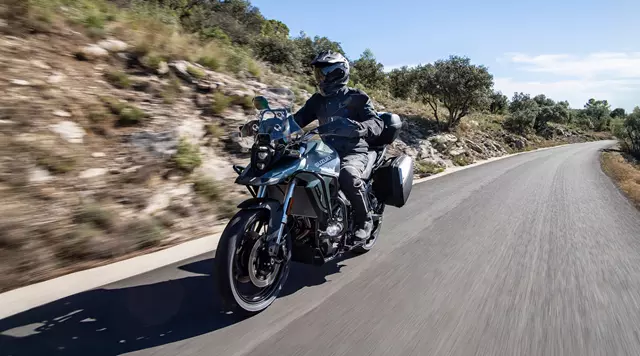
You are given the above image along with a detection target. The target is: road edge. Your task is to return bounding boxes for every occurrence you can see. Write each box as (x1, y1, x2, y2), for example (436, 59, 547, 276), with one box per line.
(0, 141, 599, 319)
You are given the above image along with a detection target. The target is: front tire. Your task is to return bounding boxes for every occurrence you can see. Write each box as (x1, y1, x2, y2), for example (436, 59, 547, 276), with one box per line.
(215, 209, 290, 315)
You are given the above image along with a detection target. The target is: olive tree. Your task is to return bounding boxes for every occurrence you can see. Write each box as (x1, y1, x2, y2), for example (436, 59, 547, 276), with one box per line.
(489, 91, 509, 114)
(350, 49, 387, 91)
(388, 66, 417, 100)
(415, 56, 493, 130)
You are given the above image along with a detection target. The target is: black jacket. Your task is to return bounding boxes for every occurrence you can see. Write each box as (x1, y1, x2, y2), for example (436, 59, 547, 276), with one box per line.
(293, 87, 384, 155)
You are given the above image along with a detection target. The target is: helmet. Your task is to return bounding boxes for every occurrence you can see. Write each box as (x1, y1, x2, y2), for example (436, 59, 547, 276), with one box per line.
(311, 51, 350, 96)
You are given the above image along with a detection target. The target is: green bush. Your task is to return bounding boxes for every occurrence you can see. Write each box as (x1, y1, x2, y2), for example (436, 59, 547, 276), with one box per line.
(36, 153, 76, 174)
(197, 56, 221, 71)
(211, 92, 233, 115)
(452, 155, 471, 166)
(104, 70, 131, 89)
(173, 138, 202, 172)
(126, 218, 163, 249)
(415, 161, 445, 176)
(160, 76, 183, 104)
(117, 106, 146, 126)
(194, 176, 221, 201)
(102, 97, 147, 126)
(225, 51, 246, 74)
(205, 123, 224, 138)
(186, 65, 206, 79)
(75, 203, 115, 231)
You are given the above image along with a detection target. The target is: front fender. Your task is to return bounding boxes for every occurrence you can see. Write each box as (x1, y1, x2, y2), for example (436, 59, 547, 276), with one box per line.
(236, 198, 283, 236)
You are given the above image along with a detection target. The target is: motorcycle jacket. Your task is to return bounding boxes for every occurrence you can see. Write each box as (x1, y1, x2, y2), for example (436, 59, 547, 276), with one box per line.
(293, 87, 384, 155)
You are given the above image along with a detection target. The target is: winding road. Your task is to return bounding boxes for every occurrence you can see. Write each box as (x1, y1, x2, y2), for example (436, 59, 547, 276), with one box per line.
(2, 140, 640, 356)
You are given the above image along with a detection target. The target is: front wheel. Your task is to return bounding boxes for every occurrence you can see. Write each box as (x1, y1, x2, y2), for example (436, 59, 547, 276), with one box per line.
(215, 209, 290, 315)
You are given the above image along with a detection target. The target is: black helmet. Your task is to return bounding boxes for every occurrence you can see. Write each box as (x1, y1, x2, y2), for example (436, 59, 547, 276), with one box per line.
(311, 51, 350, 96)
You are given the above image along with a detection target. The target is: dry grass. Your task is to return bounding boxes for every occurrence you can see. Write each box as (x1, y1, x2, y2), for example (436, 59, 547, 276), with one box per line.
(601, 151, 640, 209)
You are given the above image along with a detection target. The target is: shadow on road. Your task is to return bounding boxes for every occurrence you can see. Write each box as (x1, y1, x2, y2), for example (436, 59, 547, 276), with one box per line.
(0, 256, 346, 356)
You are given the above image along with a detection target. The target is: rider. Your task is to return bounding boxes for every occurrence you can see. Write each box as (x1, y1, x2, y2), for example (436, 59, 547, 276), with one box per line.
(293, 50, 384, 241)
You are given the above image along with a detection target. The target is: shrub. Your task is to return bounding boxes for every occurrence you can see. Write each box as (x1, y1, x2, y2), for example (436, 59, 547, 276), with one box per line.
(140, 53, 166, 71)
(104, 70, 131, 89)
(247, 60, 261, 78)
(160, 75, 182, 104)
(205, 123, 224, 138)
(117, 106, 146, 126)
(194, 176, 221, 201)
(226, 51, 246, 74)
(56, 224, 106, 261)
(452, 155, 471, 166)
(36, 153, 76, 174)
(197, 56, 221, 71)
(126, 218, 163, 249)
(172, 138, 202, 172)
(186, 65, 206, 79)
(102, 97, 147, 126)
(211, 92, 233, 115)
(415, 161, 445, 176)
(217, 200, 237, 219)
(75, 203, 114, 231)
(233, 95, 254, 110)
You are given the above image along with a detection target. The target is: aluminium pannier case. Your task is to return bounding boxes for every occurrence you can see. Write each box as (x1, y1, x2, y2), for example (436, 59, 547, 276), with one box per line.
(373, 155, 414, 208)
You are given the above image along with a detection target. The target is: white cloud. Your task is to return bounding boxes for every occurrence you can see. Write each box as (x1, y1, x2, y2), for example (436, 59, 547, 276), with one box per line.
(495, 52, 640, 110)
(504, 52, 640, 78)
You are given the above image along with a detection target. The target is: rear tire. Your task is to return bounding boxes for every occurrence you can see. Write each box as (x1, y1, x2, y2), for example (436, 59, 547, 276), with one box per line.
(215, 209, 290, 315)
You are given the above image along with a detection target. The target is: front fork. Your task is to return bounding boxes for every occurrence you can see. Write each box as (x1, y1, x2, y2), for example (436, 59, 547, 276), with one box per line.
(260, 180, 297, 257)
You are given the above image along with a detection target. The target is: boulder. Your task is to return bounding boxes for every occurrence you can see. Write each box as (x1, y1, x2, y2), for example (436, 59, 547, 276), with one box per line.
(169, 60, 199, 83)
(49, 121, 86, 144)
(29, 167, 53, 184)
(465, 139, 485, 154)
(79, 168, 108, 179)
(10, 79, 30, 86)
(157, 61, 169, 75)
(53, 110, 72, 118)
(31, 60, 51, 70)
(448, 148, 466, 156)
(127, 131, 178, 157)
(97, 39, 128, 52)
(77, 45, 109, 61)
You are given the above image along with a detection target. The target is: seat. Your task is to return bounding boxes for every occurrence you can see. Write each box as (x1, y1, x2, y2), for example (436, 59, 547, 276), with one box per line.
(362, 150, 378, 180)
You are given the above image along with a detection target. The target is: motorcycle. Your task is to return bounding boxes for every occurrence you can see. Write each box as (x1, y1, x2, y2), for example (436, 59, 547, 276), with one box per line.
(215, 88, 414, 314)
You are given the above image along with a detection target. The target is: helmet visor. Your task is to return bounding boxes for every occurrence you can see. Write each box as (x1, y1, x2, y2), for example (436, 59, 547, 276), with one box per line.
(313, 63, 344, 85)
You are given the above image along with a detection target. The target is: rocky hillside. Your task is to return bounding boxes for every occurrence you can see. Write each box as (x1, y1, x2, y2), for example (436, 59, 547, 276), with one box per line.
(0, 5, 609, 292)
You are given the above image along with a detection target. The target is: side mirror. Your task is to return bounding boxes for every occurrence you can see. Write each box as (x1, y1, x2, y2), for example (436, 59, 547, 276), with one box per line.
(253, 96, 270, 111)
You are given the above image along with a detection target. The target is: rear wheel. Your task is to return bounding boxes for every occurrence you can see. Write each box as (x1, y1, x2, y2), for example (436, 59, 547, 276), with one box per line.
(215, 209, 290, 314)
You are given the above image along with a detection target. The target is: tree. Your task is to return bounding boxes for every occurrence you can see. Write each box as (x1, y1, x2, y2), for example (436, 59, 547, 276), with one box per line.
(260, 19, 289, 38)
(623, 107, 640, 157)
(388, 66, 417, 100)
(350, 49, 386, 91)
(415, 56, 493, 130)
(583, 98, 611, 131)
(533, 94, 555, 107)
(489, 91, 508, 114)
(505, 92, 540, 133)
(292, 32, 345, 73)
(611, 107, 627, 119)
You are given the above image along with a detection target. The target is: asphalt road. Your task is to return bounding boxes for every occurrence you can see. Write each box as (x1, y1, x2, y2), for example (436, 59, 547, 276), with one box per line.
(3, 140, 640, 356)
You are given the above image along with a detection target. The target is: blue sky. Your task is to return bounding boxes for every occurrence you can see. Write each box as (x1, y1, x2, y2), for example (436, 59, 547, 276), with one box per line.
(251, 0, 640, 111)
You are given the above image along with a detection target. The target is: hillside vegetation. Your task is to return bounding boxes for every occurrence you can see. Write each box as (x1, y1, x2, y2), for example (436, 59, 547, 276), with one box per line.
(0, 0, 620, 291)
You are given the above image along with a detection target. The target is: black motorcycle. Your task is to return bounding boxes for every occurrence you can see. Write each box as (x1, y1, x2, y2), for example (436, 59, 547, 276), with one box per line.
(215, 88, 414, 314)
